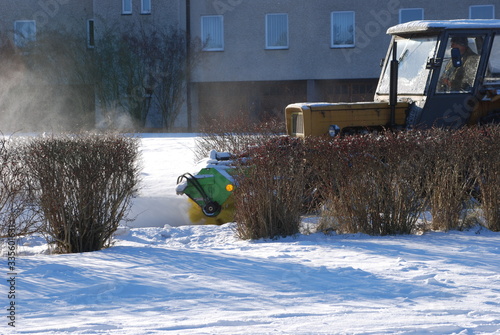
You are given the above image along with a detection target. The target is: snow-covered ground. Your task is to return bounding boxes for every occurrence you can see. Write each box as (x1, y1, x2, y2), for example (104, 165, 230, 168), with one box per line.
(128, 133, 199, 228)
(3, 134, 500, 334)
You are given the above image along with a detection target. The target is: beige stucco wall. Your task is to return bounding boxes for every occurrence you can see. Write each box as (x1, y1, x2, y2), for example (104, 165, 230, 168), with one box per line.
(2, 0, 497, 83)
(0, 0, 93, 38)
(93, 0, 182, 34)
(0, 0, 183, 44)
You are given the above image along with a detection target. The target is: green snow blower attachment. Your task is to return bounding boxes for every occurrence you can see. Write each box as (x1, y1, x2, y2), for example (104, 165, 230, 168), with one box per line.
(176, 150, 236, 224)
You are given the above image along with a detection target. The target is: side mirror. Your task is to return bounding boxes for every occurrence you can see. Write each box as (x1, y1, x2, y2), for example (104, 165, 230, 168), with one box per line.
(451, 47, 462, 67)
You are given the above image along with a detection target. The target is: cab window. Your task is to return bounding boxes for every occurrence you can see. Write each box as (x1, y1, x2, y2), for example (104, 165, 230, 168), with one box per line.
(485, 35, 500, 84)
(377, 36, 438, 95)
(437, 35, 484, 93)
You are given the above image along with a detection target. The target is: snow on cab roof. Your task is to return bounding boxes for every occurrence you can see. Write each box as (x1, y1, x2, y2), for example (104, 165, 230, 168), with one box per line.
(387, 19, 500, 35)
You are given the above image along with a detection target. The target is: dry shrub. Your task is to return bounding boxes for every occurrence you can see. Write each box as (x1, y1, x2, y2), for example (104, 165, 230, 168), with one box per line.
(474, 125, 500, 231)
(0, 136, 41, 238)
(317, 132, 428, 235)
(425, 128, 478, 231)
(200, 123, 500, 237)
(234, 137, 307, 240)
(194, 113, 283, 160)
(24, 133, 140, 253)
(315, 127, 494, 234)
(300, 137, 347, 214)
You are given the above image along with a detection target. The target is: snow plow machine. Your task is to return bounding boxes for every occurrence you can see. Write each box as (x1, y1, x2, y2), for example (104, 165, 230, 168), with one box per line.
(176, 150, 237, 225)
(178, 19, 500, 224)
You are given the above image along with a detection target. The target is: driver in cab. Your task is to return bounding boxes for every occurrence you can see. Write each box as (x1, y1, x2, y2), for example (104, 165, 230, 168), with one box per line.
(439, 36, 479, 92)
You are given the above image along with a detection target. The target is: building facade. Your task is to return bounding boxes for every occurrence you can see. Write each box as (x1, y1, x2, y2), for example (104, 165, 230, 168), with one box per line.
(190, 0, 498, 125)
(0, 0, 498, 131)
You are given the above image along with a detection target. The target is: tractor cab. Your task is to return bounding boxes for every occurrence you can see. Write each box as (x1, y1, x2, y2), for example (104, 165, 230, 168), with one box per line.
(286, 19, 500, 136)
(377, 19, 500, 129)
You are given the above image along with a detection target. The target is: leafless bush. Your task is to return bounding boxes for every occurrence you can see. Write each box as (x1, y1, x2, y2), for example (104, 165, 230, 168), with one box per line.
(316, 132, 429, 235)
(233, 137, 307, 240)
(0, 136, 41, 238)
(23, 133, 140, 253)
(301, 136, 353, 217)
(424, 128, 478, 231)
(205, 124, 500, 237)
(194, 113, 283, 161)
(473, 125, 500, 232)
(314, 135, 369, 234)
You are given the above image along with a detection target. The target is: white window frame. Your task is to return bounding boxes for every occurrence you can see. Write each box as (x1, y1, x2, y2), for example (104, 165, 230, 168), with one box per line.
(14, 20, 36, 48)
(201, 15, 224, 51)
(331, 11, 355, 48)
(469, 5, 495, 19)
(141, 0, 151, 14)
(399, 8, 424, 24)
(265, 13, 289, 50)
(122, 0, 132, 14)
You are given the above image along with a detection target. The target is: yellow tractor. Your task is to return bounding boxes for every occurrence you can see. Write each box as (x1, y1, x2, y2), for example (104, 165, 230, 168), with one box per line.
(286, 19, 500, 137)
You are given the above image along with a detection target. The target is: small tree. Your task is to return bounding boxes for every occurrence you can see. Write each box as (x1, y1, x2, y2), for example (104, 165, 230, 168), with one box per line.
(24, 133, 140, 253)
(126, 28, 195, 129)
(93, 26, 144, 129)
(94, 24, 200, 130)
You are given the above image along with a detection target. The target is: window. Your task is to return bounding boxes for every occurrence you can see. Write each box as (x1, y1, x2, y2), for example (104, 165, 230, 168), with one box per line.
(14, 20, 36, 48)
(141, 0, 151, 14)
(399, 8, 424, 23)
(87, 20, 95, 48)
(378, 36, 438, 95)
(122, 0, 132, 14)
(266, 13, 288, 49)
(437, 35, 484, 93)
(470, 5, 495, 19)
(331, 11, 354, 48)
(485, 35, 500, 83)
(201, 15, 224, 51)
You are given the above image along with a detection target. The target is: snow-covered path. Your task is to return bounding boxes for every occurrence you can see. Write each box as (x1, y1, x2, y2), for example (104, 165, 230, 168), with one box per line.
(128, 134, 199, 228)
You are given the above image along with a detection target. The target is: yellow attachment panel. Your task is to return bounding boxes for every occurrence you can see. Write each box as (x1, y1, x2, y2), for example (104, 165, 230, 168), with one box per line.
(187, 197, 235, 225)
(286, 101, 409, 137)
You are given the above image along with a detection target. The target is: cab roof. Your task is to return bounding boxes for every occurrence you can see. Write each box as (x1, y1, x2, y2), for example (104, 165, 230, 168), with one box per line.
(387, 19, 500, 35)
